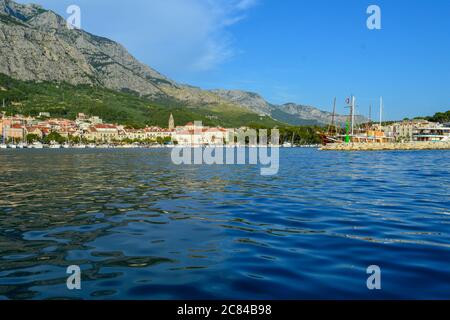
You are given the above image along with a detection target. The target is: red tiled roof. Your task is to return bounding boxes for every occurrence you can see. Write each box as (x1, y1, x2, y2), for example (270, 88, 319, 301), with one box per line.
(26, 126, 41, 131)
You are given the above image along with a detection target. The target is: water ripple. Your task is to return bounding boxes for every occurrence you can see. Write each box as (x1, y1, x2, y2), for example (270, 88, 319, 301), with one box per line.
(0, 148, 449, 299)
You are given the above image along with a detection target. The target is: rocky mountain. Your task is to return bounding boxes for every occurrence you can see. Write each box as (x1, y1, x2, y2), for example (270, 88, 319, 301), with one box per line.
(275, 103, 367, 126)
(0, 0, 365, 127)
(210, 89, 274, 116)
(0, 0, 224, 105)
(209, 90, 367, 126)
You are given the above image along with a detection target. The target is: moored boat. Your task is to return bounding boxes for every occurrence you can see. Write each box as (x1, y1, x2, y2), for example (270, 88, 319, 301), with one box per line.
(319, 96, 393, 145)
(31, 142, 44, 149)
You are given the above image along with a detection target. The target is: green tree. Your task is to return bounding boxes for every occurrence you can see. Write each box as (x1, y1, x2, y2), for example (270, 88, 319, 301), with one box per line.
(68, 135, 81, 144)
(44, 132, 66, 144)
(26, 134, 40, 143)
(156, 137, 164, 145)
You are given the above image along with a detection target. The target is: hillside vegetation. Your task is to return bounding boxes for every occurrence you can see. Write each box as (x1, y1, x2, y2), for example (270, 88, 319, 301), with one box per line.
(424, 110, 450, 123)
(0, 73, 282, 128)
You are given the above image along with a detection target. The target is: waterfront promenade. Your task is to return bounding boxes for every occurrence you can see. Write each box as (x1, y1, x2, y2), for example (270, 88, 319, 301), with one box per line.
(321, 141, 450, 151)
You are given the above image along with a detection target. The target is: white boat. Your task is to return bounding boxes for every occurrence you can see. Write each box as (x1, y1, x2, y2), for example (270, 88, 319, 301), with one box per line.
(73, 144, 86, 149)
(49, 144, 61, 149)
(0, 144, 8, 149)
(7, 144, 17, 149)
(62, 143, 71, 149)
(17, 143, 26, 149)
(31, 142, 44, 149)
(87, 144, 97, 149)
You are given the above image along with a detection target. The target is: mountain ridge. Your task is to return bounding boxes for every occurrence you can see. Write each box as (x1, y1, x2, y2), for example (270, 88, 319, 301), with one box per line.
(0, 0, 362, 127)
(209, 89, 367, 126)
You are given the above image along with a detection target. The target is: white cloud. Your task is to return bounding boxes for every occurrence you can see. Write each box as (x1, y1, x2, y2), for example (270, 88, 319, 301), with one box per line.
(183, 0, 259, 71)
(235, 0, 258, 11)
(128, 0, 259, 73)
(23, 0, 258, 75)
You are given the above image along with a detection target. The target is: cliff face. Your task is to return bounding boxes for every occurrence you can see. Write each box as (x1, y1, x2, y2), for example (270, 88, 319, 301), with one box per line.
(0, 3, 96, 86)
(0, 0, 225, 105)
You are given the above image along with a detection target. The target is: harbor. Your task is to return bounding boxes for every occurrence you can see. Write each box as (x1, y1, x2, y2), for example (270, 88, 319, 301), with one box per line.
(320, 141, 450, 151)
(319, 96, 450, 151)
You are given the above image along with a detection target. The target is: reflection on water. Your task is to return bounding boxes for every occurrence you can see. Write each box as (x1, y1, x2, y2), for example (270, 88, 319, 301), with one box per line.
(0, 149, 449, 299)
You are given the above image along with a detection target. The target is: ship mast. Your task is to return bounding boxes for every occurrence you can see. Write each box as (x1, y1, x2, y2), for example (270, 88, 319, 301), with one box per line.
(351, 96, 355, 136)
(332, 97, 337, 135)
(327, 97, 337, 136)
(379, 96, 383, 127)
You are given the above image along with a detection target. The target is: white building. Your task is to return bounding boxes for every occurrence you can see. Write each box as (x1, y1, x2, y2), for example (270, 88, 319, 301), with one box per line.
(144, 127, 173, 140)
(383, 120, 435, 142)
(173, 127, 228, 145)
(413, 126, 450, 142)
(84, 124, 120, 142)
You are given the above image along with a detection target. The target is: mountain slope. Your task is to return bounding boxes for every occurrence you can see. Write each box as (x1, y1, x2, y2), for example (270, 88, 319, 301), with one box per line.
(0, 0, 228, 106)
(0, 0, 364, 127)
(210, 89, 274, 116)
(0, 73, 282, 128)
(276, 103, 367, 126)
(209, 90, 367, 126)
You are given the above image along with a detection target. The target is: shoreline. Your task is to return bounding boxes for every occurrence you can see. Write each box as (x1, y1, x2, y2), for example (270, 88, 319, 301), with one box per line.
(320, 141, 450, 151)
(0, 143, 321, 150)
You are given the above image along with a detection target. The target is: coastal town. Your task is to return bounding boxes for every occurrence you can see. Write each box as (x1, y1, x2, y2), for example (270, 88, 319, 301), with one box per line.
(1, 110, 449, 150)
(0, 112, 235, 149)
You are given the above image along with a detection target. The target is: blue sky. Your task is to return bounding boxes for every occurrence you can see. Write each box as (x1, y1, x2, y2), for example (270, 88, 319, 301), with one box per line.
(17, 0, 450, 119)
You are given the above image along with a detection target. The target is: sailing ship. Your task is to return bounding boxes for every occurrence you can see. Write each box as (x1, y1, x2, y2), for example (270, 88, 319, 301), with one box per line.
(319, 96, 392, 145)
